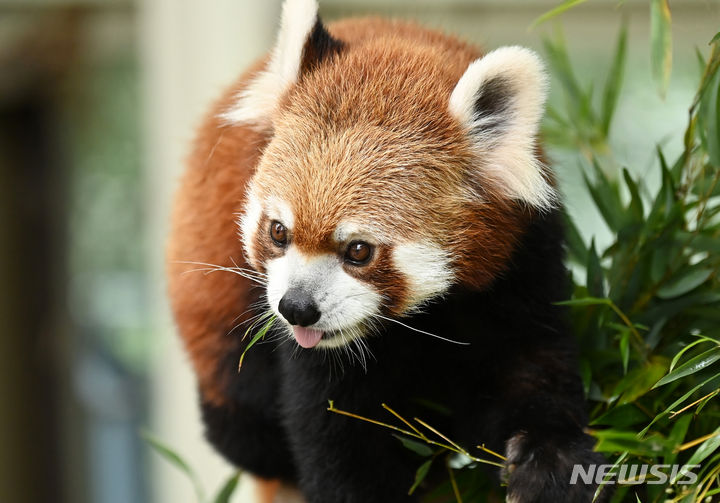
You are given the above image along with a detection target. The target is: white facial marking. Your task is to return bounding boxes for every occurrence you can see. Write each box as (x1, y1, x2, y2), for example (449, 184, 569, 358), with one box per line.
(333, 220, 388, 244)
(266, 196, 295, 230)
(239, 187, 263, 266)
(221, 0, 319, 128)
(449, 46, 557, 209)
(265, 248, 381, 349)
(393, 241, 453, 309)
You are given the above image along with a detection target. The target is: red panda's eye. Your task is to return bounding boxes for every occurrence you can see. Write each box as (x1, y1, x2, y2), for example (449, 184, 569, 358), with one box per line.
(270, 221, 288, 246)
(345, 241, 373, 265)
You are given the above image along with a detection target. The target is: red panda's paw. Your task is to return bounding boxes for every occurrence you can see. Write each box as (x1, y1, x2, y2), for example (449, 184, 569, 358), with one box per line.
(502, 432, 613, 503)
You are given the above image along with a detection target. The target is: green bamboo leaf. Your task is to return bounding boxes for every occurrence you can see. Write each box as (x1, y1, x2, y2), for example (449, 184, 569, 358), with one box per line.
(542, 34, 595, 125)
(699, 55, 720, 167)
(665, 414, 693, 466)
(697, 47, 707, 77)
(622, 168, 644, 222)
(649, 245, 672, 285)
(556, 297, 610, 307)
(645, 161, 683, 245)
(409, 458, 433, 495)
(238, 316, 276, 370)
(669, 336, 718, 372)
(564, 213, 588, 265)
(619, 330, 630, 375)
(652, 347, 720, 388)
(691, 168, 720, 198)
(142, 431, 206, 503)
(677, 230, 720, 253)
(584, 159, 625, 231)
(656, 266, 714, 299)
(394, 435, 434, 457)
(645, 292, 720, 323)
(695, 389, 718, 416)
(650, 0, 673, 98)
(590, 404, 647, 428)
(645, 318, 666, 350)
(213, 473, 241, 503)
(686, 427, 720, 467)
(693, 453, 720, 487)
(530, 0, 589, 28)
(612, 359, 668, 405)
(601, 23, 628, 136)
(586, 240, 606, 298)
(591, 429, 670, 456)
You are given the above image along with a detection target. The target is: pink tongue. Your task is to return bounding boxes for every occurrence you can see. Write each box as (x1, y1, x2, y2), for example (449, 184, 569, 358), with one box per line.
(293, 326, 324, 348)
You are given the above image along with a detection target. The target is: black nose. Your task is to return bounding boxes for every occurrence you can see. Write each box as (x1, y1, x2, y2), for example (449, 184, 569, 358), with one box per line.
(278, 289, 321, 326)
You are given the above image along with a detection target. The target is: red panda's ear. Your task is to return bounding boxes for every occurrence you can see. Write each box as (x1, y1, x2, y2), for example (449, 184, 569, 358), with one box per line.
(222, 0, 342, 131)
(449, 47, 557, 210)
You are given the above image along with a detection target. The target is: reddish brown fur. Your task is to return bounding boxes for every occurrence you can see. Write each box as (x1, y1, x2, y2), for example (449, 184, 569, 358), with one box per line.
(252, 17, 529, 293)
(167, 17, 531, 404)
(166, 60, 270, 406)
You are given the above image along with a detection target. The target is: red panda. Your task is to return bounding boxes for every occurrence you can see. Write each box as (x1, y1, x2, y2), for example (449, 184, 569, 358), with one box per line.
(167, 1, 608, 502)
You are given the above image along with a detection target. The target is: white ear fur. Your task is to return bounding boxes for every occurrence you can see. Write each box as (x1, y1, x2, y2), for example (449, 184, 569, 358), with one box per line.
(449, 46, 556, 209)
(221, 0, 319, 128)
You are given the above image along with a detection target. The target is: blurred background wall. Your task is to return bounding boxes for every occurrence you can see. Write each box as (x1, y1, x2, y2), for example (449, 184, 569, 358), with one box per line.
(0, 1, 718, 503)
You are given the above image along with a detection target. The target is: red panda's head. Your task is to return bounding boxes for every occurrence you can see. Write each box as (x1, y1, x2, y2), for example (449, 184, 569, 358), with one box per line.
(224, 0, 556, 349)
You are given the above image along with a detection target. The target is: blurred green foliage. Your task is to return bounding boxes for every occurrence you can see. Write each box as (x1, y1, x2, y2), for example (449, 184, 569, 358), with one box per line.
(143, 431, 241, 503)
(558, 23, 720, 503)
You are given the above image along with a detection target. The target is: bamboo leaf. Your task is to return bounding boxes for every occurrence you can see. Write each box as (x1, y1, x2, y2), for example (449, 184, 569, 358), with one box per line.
(652, 347, 720, 388)
(612, 359, 668, 405)
(590, 404, 647, 428)
(664, 414, 693, 466)
(530, 0, 589, 28)
(677, 231, 720, 253)
(142, 431, 206, 503)
(587, 240, 606, 298)
(584, 159, 625, 231)
(622, 168, 644, 222)
(564, 213, 589, 265)
(409, 459, 433, 495)
(670, 336, 718, 372)
(656, 266, 714, 299)
(699, 55, 720, 167)
(591, 429, 670, 456)
(213, 473, 241, 503)
(620, 330, 630, 374)
(394, 435, 434, 457)
(556, 297, 610, 307)
(238, 316, 276, 370)
(650, 0, 673, 97)
(601, 23, 628, 136)
(686, 427, 720, 467)
(543, 34, 595, 125)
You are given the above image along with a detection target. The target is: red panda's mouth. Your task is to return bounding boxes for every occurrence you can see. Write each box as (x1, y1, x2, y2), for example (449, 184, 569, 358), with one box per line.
(292, 326, 324, 348)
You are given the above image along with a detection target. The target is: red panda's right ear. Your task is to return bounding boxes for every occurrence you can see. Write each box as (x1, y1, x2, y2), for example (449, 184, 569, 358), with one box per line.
(221, 0, 343, 131)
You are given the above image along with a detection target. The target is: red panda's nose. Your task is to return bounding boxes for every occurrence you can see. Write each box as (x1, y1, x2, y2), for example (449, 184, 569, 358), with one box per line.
(278, 289, 321, 327)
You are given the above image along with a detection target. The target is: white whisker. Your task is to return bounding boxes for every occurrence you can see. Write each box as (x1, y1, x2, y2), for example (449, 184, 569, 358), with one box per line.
(175, 260, 268, 285)
(373, 314, 470, 346)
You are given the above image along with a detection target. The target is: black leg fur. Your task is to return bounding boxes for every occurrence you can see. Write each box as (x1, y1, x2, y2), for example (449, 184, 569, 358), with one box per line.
(200, 341, 297, 482)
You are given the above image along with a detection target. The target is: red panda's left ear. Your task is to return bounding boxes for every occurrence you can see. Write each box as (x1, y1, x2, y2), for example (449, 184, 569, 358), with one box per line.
(449, 46, 557, 210)
(222, 0, 343, 131)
